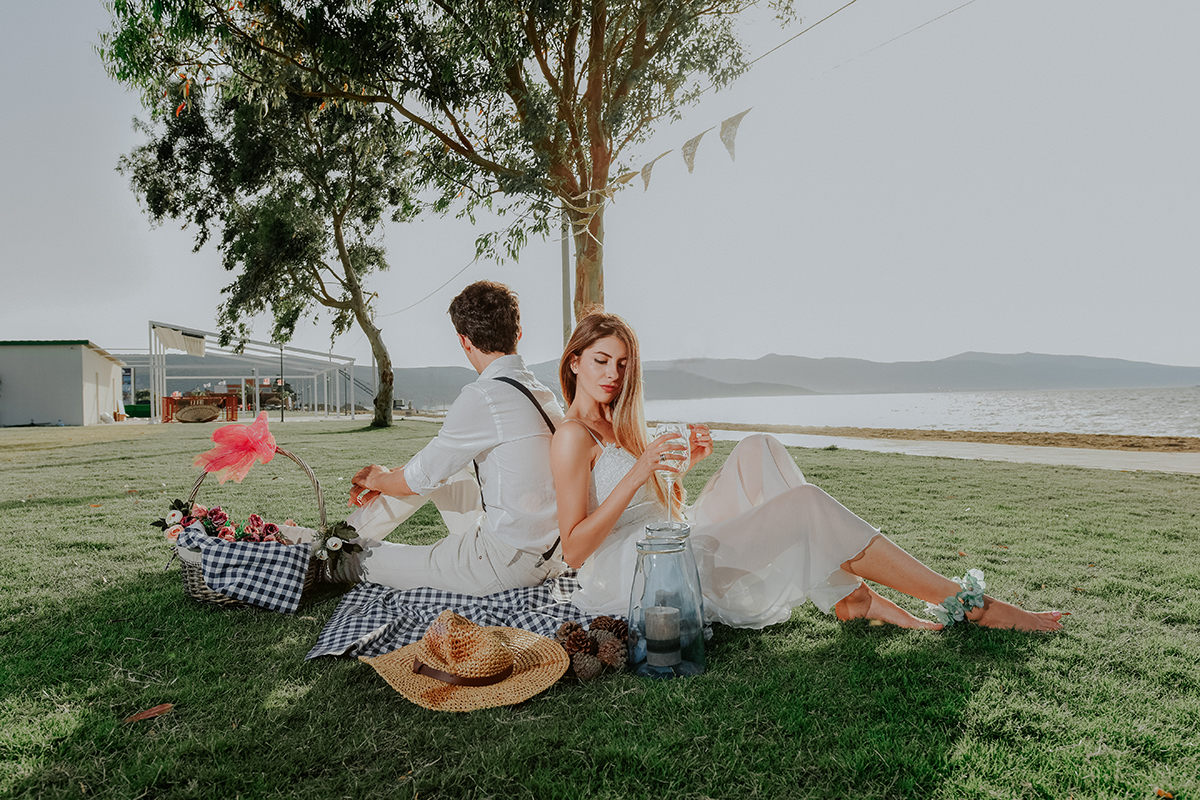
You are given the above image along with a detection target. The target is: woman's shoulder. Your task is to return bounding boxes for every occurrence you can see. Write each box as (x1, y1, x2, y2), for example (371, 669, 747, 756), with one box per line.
(555, 417, 604, 443)
(551, 417, 604, 461)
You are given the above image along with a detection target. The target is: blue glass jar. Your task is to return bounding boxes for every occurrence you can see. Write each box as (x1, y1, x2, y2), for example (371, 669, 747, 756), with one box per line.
(628, 536, 705, 678)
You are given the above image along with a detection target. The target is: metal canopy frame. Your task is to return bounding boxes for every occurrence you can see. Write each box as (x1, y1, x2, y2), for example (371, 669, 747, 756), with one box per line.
(120, 321, 358, 423)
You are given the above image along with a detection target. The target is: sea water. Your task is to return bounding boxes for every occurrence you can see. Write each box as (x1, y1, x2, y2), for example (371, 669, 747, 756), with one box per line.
(645, 386, 1200, 438)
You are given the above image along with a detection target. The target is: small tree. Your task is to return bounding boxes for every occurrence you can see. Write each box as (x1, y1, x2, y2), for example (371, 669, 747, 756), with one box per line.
(102, 0, 791, 321)
(119, 83, 457, 426)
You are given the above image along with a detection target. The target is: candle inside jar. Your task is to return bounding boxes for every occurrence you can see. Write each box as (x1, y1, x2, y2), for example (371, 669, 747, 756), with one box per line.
(645, 606, 682, 667)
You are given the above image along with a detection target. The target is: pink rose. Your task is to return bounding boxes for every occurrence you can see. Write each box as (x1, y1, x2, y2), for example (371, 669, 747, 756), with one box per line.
(218, 526, 237, 541)
(263, 522, 280, 537)
(246, 513, 265, 532)
(243, 531, 262, 543)
(165, 524, 184, 542)
(181, 517, 195, 528)
(208, 507, 229, 526)
(191, 503, 208, 519)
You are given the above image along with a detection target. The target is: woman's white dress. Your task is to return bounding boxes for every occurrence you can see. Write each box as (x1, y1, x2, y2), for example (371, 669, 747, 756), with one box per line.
(571, 434, 882, 628)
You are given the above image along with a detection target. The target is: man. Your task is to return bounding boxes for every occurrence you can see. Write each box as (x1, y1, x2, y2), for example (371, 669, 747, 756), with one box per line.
(343, 280, 565, 594)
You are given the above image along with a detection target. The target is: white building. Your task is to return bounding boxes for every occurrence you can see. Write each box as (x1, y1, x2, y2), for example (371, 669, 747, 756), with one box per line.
(0, 340, 126, 427)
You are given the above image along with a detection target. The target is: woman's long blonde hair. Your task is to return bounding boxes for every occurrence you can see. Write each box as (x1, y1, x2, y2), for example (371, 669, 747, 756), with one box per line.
(559, 312, 683, 513)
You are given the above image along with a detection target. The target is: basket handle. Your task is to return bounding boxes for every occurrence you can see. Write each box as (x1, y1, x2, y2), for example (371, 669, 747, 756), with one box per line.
(185, 445, 327, 535)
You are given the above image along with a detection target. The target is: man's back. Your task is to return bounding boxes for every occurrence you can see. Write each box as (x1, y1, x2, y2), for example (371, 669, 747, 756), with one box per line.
(402, 354, 564, 554)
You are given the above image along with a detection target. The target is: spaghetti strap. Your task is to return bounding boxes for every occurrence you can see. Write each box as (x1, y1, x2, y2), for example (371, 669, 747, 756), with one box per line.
(562, 418, 606, 447)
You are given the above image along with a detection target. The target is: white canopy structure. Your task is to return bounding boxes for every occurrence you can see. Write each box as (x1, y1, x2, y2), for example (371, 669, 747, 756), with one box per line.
(118, 321, 358, 423)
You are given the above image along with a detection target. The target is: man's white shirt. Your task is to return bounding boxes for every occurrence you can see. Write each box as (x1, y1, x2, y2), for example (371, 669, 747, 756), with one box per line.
(402, 354, 564, 553)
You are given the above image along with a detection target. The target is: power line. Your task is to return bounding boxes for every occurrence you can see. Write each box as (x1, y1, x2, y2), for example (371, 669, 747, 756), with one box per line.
(824, 0, 983, 73)
(374, 257, 479, 318)
(746, 0, 864, 68)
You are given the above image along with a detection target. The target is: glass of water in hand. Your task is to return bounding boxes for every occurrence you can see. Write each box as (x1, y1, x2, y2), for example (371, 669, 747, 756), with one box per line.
(652, 422, 690, 522)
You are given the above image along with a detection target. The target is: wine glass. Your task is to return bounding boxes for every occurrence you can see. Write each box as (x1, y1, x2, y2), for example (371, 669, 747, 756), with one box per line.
(652, 422, 690, 522)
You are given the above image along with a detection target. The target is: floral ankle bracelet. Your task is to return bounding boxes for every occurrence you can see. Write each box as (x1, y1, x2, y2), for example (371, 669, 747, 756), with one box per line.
(925, 568, 986, 626)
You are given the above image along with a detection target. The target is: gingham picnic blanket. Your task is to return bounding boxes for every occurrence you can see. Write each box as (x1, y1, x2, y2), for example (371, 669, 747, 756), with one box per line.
(178, 524, 312, 614)
(305, 570, 602, 660)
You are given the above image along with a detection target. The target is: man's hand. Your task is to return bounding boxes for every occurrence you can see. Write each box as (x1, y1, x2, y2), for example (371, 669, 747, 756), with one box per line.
(349, 464, 390, 508)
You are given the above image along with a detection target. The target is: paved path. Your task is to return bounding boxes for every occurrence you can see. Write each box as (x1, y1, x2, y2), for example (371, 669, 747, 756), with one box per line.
(711, 430, 1200, 476)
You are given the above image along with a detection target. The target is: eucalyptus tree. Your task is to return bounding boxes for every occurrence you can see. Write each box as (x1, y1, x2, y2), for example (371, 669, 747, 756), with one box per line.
(102, 0, 791, 321)
(119, 83, 458, 426)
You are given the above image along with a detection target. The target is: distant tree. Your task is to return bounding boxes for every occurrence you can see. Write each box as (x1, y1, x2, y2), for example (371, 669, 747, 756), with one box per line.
(102, 0, 791, 321)
(118, 81, 458, 427)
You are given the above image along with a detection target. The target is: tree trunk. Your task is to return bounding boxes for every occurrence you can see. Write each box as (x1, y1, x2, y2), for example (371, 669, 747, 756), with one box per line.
(331, 213, 394, 428)
(572, 202, 605, 322)
(361, 318, 395, 428)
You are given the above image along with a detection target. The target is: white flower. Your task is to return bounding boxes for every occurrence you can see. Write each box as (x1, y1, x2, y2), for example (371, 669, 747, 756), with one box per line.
(314, 547, 329, 561)
(165, 510, 184, 525)
(325, 536, 343, 551)
(964, 568, 986, 591)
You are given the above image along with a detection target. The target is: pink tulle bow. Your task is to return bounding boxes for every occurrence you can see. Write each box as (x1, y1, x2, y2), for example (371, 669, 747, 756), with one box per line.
(193, 412, 277, 484)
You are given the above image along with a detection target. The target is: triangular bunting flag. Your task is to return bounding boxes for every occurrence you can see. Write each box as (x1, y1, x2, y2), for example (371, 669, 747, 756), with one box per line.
(681, 127, 714, 173)
(719, 108, 751, 161)
(640, 151, 673, 191)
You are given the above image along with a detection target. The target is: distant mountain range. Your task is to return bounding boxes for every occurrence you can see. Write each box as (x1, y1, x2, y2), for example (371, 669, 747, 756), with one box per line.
(123, 351, 1200, 408)
(396, 352, 1200, 406)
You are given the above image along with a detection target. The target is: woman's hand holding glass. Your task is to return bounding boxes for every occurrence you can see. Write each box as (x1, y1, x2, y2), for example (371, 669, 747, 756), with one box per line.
(688, 424, 713, 467)
(631, 429, 690, 485)
(651, 423, 692, 522)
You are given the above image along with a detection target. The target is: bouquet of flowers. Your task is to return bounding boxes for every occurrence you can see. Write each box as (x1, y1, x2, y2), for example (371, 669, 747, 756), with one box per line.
(151, 499, 291, 544)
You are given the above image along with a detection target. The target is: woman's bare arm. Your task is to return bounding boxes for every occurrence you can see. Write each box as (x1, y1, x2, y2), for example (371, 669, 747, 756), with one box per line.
(552, 426, 683, 568)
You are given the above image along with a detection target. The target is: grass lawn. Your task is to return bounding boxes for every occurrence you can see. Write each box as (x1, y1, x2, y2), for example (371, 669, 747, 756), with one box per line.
(2, 420, 1198, 799)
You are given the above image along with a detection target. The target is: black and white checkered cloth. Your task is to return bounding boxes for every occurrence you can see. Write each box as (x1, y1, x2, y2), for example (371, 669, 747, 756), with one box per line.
(306, 570, 608, 660)
(178, 524, 312, 614)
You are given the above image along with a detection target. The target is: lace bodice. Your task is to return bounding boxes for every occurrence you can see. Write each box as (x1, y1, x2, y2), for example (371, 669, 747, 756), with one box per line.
(590, 444, 659, 528)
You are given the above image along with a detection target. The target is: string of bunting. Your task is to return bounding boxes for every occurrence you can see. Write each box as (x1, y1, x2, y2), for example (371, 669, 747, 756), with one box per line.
(563, 107, 753, 246)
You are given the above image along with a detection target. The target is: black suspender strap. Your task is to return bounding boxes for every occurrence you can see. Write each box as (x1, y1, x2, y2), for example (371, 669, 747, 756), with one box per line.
(492, 376, 557, 433)
(473, 376, 562, 563)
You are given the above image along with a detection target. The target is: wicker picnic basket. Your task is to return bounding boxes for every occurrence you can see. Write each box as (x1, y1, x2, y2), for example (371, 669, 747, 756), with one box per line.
(174, 446, 329, 607)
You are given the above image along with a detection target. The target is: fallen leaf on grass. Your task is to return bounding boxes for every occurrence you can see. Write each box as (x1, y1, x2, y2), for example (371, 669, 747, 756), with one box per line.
(1155, 789, 1173, 799)
(1073, 587, 1085, 592)
(123, 703, 173, 724)
(90, 504, 102, 508)
(957, 551, 968, 557)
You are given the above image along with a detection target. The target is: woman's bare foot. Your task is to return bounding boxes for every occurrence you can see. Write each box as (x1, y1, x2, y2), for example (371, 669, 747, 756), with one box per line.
(835, 583, 943, 630)
(966, 595, 1064, 632)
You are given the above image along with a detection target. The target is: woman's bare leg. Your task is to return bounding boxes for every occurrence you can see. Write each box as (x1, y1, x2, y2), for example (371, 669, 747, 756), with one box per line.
(834, 582, 943, 630)
(835, 535, 1064, 632)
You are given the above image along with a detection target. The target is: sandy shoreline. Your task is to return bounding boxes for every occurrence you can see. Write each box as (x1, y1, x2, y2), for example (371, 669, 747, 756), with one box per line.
(4, 418, 1198, 455)
(697, 422, 1200, 453)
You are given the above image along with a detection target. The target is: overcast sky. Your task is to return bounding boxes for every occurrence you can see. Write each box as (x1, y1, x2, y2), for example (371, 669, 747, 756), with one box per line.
(3, 0, 1197, 372)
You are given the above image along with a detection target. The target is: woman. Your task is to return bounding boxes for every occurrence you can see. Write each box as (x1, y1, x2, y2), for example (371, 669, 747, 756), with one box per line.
(550, 312, 1064, 631)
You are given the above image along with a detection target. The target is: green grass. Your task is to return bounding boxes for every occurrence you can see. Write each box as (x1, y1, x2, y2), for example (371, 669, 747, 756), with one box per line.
(2, 421, 1198, 799)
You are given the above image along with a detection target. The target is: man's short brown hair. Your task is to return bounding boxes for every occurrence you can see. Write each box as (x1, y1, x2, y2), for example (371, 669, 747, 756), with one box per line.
(448, 281, 521, 354)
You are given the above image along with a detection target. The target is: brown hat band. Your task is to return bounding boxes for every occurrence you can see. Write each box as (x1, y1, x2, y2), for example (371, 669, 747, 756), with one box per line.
(413, 656, 514, 687)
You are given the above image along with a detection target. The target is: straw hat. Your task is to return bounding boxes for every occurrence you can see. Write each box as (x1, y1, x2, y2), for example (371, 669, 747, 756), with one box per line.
(361, 610, 569, 712)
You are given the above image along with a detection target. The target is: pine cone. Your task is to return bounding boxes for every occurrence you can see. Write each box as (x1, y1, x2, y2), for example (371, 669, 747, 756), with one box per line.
(555, 621, 584, 644)
(572, 652, 604, 681)
(590, 616, 628, 641)
(597, 638, 627, 670)
(590, 629, 616, 649)
(564, 629, 597, 657)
